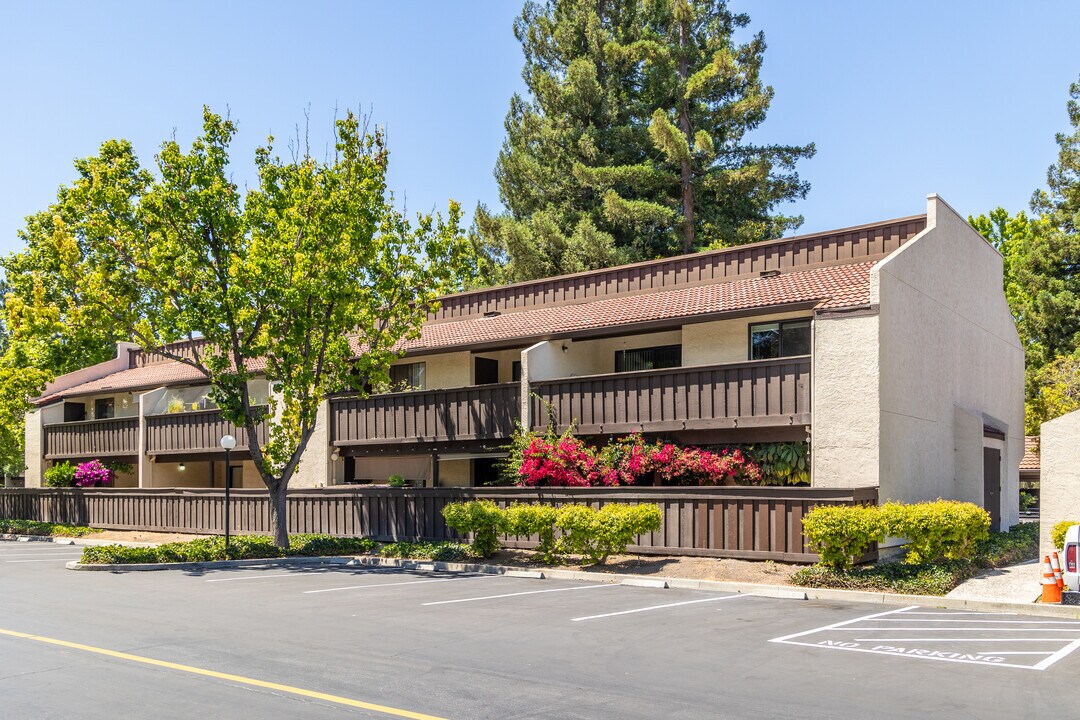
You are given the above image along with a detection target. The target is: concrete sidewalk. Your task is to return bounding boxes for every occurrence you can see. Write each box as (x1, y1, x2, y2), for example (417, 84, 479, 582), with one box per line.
(945, 559, 1040, 604)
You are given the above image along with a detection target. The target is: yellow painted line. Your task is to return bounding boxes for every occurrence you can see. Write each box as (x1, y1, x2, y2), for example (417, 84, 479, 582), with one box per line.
(0, 627, 447, 720)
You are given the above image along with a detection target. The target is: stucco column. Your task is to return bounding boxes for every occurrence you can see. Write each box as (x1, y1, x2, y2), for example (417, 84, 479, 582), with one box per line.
(1040, 410, 1080, 558)
(138, 388, 168, 488)
(23, 407, 44, 488)
(291, 399, 331, 488)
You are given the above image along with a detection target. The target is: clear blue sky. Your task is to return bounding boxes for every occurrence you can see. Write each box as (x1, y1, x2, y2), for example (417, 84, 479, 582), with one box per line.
(1, 1, 1077, 257)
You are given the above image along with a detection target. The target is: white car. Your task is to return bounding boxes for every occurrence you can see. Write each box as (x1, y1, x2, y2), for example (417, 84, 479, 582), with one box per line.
(1064, 525, 1080, 592)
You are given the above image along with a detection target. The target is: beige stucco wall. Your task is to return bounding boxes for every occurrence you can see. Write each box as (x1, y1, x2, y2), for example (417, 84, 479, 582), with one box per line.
(873, 195, 1025, 528)
(811, 312, 881, 489)
(354, 455, 432, 484)
(291, 400, 330, 488)
(682, 310, 812, 366)
(393, 351, 472, 390)
(148, 459, 262, 489)
(24, 402, 66, 487)
(556, 331, 682, 377)
(1040, 411, 1080, 557)
(438, 458, 472, 488)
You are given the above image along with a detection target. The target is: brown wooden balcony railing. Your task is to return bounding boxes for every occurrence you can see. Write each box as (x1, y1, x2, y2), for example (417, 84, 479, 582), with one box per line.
(43, 417, 140, 459)
(145, 406, 269, 455)
(530, 356, 811, 435)
(331, 383, 521, 446)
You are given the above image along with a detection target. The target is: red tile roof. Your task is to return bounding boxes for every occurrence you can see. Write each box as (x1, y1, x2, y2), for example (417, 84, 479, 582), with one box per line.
(354, 261, 874, 355)
(1021, 436, 1040, 471)
(39, 261, 874, 404)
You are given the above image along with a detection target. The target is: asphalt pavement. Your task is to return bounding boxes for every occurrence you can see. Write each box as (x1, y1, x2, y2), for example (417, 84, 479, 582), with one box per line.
(2, 539, 1079, 719)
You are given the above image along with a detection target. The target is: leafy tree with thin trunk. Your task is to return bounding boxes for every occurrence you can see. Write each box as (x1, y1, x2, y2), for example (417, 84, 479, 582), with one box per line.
(18, 108, 471, 547)
(477, 0, 814, 284)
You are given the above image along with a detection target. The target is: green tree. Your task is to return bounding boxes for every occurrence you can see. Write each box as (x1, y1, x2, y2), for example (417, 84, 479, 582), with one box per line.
(481, 0, 814, 282)
(20, 108, 471, 547)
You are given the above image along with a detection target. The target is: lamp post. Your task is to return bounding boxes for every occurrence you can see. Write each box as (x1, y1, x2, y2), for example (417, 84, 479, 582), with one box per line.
(220, 434, 237, 559)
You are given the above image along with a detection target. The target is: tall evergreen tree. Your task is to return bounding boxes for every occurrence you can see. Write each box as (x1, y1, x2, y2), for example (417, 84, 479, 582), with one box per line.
(480, 0, 814, 282)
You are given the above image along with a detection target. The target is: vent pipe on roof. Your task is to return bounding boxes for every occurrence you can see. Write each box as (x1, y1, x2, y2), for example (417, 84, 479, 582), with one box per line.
(759, 269, 781, 279)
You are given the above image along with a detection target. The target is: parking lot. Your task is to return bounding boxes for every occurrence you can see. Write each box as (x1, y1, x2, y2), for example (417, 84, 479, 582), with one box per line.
(3, 539, 1080, 719)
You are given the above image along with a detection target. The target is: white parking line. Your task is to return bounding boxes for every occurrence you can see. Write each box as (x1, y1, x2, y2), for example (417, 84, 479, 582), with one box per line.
(570, 593, 749, 622)
(305, 575, 497, 595)
(4, 558, 81, 563)
(876, 618, 1080, 624)
(844, 628, 1080, 632)
(207, 568, 398, 583)
(422, 584, 618, 606)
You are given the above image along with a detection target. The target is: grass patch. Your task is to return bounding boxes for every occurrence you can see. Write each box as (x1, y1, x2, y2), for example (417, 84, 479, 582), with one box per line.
(0, 519, 102, 538)
(378, 541, 475, 562)
(80, 534, 377, 565)
(791, 522, 1040, 596)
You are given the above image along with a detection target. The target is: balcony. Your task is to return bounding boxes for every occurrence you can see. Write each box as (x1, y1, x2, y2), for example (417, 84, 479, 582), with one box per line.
(529, 356, 810, 435)
(331, 382, 521, 446)
(43, 417, 140, 459)
(145, 406, 269, 456)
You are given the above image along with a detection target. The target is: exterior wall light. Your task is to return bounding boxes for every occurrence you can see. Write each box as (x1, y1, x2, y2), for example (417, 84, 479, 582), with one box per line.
(178, 463, 186, 472)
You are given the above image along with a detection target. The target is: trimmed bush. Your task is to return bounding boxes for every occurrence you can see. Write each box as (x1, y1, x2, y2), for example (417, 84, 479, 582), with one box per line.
(43, 462, 78, 487)
(504, 503, 560, 562)
(379, 541, 473, 562)
(1052, 520, 1080, 549)
(803, 499, 991, 569)
(0, 519, 101, 537)
(441, 500, 507, 557)
(554, 503, 662, 565)
(802, 504, 882, 570)
(792, 522, 1040, 596)
(80, 533, 373, 564)
(880, 500, 989, 565)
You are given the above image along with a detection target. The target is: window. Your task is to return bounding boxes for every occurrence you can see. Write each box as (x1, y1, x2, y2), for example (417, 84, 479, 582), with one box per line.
(94, 397, 115, 420)
(615, 345, 682, 373)
(390, 362, 426, 390)
(749, 319, 811, 360)
(511, 360, 522, 382)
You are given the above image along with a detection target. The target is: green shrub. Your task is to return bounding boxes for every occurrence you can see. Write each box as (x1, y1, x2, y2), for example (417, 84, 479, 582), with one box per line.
(80, 533, 373, 564)
(1052, 520, 1080, 549)
(554, 503, 662, 565)
(441, 500, 507, 557)
(1020, 492, 1038, 511)
(792, 522, 1042, 596)
(504, 503, 560, 562)
(379, 541, 474, 561)
(43, 462, 78, 488)
(802, 504, 883, 569)
(387, 474, 407, 488)
(881, 500, 989, 564)
(0, 519, 101, 537)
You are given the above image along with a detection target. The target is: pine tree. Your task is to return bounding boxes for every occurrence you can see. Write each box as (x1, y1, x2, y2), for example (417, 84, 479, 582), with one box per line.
(481, 0, 815, 282)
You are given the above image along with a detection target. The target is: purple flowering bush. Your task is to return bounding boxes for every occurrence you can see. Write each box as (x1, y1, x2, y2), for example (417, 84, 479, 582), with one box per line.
(74, 460, 114, 487)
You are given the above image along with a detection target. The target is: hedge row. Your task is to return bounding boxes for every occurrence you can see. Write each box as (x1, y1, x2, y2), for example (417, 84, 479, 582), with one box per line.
(792, 521, 1039, 595)
(0, 519, 102, 537)
(80, 534, 377, 564)
(802, 499, 991, 569)
(442, 500, 662, 565)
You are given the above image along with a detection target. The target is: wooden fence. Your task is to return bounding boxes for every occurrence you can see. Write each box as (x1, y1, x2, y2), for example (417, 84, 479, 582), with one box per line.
(0, 485, 877, 562)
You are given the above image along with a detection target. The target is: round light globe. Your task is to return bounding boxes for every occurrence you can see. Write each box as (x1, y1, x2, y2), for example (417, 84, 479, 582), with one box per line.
(220, 434, 237, 450)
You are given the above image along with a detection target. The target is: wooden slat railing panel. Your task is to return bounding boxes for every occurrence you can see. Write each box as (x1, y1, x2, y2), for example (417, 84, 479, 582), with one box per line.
(0, 486, 876, 562)
(330, 383, 521, 445)
(43, 417, 140, 459)
(145, 406, 269, 455)
(530, 357, 811, 434)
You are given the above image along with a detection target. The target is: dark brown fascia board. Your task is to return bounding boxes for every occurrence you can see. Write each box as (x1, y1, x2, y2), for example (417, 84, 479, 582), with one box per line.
(33, 379, 216, 407)
(400, 300, 823, 357)
(813, 303, 880, 319)
(431, 214, 926, 308)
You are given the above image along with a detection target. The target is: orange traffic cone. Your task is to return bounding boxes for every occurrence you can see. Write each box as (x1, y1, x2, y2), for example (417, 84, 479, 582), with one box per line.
(1052, 552, 1066, 589)
(1043, 555, 1063, 603)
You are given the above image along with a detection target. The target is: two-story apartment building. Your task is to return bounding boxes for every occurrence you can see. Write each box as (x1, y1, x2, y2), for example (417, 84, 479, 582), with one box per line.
(23, 194, 1025, 530)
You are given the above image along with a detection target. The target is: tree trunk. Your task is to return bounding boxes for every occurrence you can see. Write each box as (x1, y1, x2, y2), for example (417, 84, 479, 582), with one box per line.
(267, 480, 289, 549)
(678, 12, 695, 253)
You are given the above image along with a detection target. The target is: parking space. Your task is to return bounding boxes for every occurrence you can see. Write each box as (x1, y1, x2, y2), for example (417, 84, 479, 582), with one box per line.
(0, 539, 83, 564)
(770, 605, 1080, 671)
